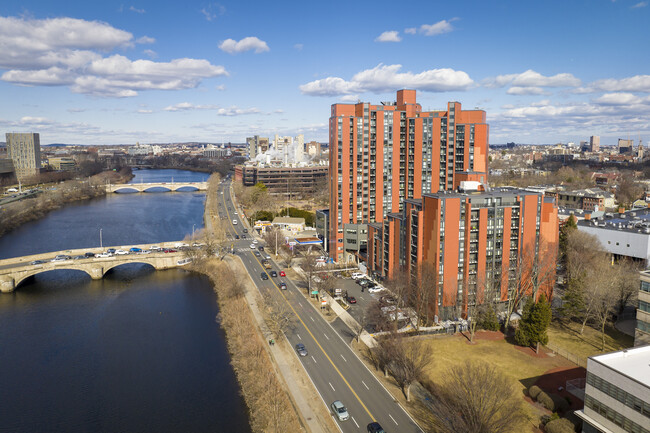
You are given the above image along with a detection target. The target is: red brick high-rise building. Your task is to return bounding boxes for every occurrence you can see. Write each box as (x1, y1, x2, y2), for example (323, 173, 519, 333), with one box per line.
(328, 90, 489, 262)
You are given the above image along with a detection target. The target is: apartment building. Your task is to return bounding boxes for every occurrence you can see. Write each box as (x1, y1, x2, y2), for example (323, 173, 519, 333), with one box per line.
(576, 345, 650, 433)
(367, 185, 558, 319)
(637, 271, 650, 347)
(6, 132, 41, 181)
(556, 188, 616, 211)
(328, 89, 489, 262)
(246, 135, 269, 159)
(234, 164, 327, 196)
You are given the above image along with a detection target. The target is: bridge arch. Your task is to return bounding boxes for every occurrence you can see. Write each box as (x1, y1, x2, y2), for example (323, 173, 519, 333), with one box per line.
(14, 267, 94, 289)
(101, 259, 159, 275)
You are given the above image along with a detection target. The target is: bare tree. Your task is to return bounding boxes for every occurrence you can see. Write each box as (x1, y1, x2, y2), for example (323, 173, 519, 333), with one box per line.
(389, 335, 433, 401)
(262, 226, 281, 257)
(300, 254, 319, 295)
(265, 298, 293, 340)
(225, 276, 247, 300)
(423, 361, 527, 433)
(406, 262, 437, 329)
(351, 311, 368, 343)
(616, 258, 641, 313)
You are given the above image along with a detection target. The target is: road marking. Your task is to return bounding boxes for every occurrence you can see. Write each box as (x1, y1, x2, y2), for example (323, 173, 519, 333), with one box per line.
(310, 316, 315, 322)
(358, 296, 365, 300)
(362, 380, 369, 390)
(340, 354, 347, 362)
(324, 333, 329, 340)
(351, 416, 359, 428)
(297, 333, 301, 340)
(389, 414, 398, 425)
(329, 382, 335, 391)
(298, 302, 303, 307)
(311, 356, 317, 363)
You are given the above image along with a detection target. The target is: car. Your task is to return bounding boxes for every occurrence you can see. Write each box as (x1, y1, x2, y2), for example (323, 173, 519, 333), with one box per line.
(232, 220, 238, 225)
(163, 248, 177, 253)
(368, 287, 385, 293)
(241, 234, 247, 239)
(279, 282, 287, 290)
(258, 246, 264, 251)
(95, 252, 110, 258)
(254, 251, 261, 257)
(84, 252, 95, 258)
(295, 343, 308, 356)
(351, 272, 365, 279)
(279, 271, 286, 277)
(51, 255, 71, 262)
(367, 422, 386, 433)
(330, 400, 349, 421)
(347, 296, 357, 304)
(264, 254, 271, 260)
(129, 247, 142, 253)
(250, 244, 256, 249)
(270, 270, 277, 277)
(252, 239, 258, 244)
(235, 235, 240, 239)
(260, 272, 269, 280)
(30, 260, 47, 265)
(150, 245, 161, 251)
(73, 255, 86, 260)
(174, 243, 189, 249)
(242, 228, 248, 233)
(107, 248, 116, 254)
(115, 249, 128, 255)
(234, 212, 238, 215)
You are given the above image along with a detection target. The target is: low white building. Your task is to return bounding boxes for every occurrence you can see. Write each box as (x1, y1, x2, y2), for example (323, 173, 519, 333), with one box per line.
(272, 216, 305, 234)
(576, 345, 650, 433)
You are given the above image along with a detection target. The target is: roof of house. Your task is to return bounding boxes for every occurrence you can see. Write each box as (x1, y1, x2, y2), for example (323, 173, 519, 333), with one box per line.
(272, 216, 305, 225)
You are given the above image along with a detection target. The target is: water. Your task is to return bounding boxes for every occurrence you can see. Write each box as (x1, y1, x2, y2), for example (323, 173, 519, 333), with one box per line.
(0, 170, 251, 433)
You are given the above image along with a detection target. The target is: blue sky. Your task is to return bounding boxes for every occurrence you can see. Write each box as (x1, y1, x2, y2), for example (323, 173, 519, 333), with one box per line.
(0, 0, 649, 145)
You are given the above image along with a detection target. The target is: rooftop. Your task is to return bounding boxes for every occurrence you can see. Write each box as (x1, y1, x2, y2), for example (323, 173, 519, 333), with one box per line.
(577, 207, 650, 234)
(590, 345, 650, 386)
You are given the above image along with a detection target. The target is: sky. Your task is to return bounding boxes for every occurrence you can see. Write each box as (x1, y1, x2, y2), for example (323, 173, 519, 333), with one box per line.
(0, 0, 649, 146)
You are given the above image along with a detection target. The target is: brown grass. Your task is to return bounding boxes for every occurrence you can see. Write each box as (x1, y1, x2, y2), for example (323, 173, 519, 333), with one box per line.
(547, 319, 634, 360)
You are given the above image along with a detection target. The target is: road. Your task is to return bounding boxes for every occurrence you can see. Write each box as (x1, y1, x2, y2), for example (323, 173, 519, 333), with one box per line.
(217, 178, 422, 433)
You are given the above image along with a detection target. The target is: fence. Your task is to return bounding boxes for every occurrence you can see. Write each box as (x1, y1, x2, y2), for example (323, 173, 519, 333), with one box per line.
(566, 377, 586, 401)
(545, 342, 588, 368)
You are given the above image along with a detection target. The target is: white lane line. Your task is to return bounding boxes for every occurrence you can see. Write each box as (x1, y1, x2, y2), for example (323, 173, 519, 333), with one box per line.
(324, 333, 330, 340)
(310, 316, 315, 322)
(298, 302, 303, 307)
(362, 380, 369, 390)
(389, 414, 398, 425)
(297, 333, 301, 340)
(329, 382, 335, 391)
(358, 296, 365, 300)
(340, 354, 347, 362)
(351, 416, 359, 428)
(311, 355, 317, 363)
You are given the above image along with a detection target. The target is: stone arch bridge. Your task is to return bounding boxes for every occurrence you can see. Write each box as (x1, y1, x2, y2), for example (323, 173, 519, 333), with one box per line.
(0, 242, 192, 293)
(105, 182, 207, 193)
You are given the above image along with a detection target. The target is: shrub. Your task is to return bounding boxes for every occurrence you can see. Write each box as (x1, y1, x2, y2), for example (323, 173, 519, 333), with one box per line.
(529, 385, 543, 400)
(550, 393, 570, 413)
(478, 305, 500, 331)
(537, 391, 555, 411)
(545, 418, 575, 433)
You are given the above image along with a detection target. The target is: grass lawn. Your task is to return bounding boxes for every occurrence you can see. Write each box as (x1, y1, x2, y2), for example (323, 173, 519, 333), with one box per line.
(547, 319, 634, 361)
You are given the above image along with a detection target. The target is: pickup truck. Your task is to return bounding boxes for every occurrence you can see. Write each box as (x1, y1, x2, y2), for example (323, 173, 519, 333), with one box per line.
(262, 260, 272, 269)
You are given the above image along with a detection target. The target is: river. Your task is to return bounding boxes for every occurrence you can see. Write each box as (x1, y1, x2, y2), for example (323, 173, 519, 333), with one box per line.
(0, 169, 252, 432)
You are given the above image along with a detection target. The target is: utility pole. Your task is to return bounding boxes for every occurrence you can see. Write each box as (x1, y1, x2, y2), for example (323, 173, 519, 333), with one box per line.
(100, 228, 103, 248)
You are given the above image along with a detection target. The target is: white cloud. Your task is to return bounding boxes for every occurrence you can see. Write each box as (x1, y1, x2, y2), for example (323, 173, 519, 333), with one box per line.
(294, 43, 303, 51)
(419, 20, 456, 36)
(2, 67, 75, 86)
(219, 36, 269, 54)
(593, 92, 650, 105)
(215, 84, 226, 91)
(299, 64, 473, 96)
(136, 36, 155, 44)
(216, 106, 260, 116)
(164, 102, 219, 111)
(137, 109, 153, 113)
(375, 31, 401, 42)
(631, 1, 648, 8)
(143, 49, 157, 58)
(506, 86, 547, 95)
(340, 94, 360, 102)
(486, 69, 581, 88)
(129, 6, 145, 13)
(201, 3, 226, 21)
(591, 75, 650, 93)
(404, 27, 417, 35)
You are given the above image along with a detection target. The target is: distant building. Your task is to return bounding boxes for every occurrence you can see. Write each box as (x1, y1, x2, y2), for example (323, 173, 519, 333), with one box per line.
(556, 188, 616, 211)
(636, 271, 650, 346)
(618, 138, 634, 154)
(246, 135, 269, 159)
(315, 209, 330, 252)
(48, 157, 76, 171)
(575, 345, 650, 433)
(128, 144, 152, 156)
(306, 141, 321, 157)
(234, 164, 327, 196)
(6, 132, 41, 181)
(272, 216, 306, 233)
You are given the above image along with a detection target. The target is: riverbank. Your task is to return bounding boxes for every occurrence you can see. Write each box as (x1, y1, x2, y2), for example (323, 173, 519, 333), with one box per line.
(0, 169, 133, 239)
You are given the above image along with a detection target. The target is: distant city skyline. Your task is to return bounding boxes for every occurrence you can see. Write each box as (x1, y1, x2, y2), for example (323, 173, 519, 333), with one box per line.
(0, 0, 648, 145)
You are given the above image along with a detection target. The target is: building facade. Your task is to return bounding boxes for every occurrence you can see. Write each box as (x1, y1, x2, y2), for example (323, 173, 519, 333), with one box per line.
(246, 135, 269, 159)
(234, 164, 327, 196)
(367, 186, 558, 319)
(576, 345, 650, 433)
(6, 132, 41, 181)
(328, 90, 489, 262)
(637, 271, 650, 347)
(557, 188, 616, 211)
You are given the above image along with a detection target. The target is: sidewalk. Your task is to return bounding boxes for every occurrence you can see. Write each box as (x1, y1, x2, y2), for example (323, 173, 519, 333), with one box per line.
(225, 255, 337, 433)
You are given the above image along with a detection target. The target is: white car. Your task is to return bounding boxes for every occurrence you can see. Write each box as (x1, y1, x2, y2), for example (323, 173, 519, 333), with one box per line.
(250, 244, 256, 249)
(330, 400, 349, 422)
(95, 252, 111, 258)
(115, 249, 128, 255)
(150, 245, 161, 251)
(252, 239, 258, 244)
(351, 272, 364, 279)
(368, 286, 385, 293)
(233, 220, 238, 225)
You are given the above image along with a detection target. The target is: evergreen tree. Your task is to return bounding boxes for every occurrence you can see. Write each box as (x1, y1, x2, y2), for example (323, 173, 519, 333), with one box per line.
(478, 305, 500, 331)
(515, 294, 552, 350)
(559, 215, 577, 265)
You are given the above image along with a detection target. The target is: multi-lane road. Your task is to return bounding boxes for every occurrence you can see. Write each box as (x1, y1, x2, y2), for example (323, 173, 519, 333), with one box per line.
(217, 179, 422, 433)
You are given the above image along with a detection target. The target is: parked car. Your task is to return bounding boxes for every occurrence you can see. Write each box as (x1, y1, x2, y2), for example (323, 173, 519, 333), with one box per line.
(260, 272, 269, 280)
(330, 401, 349, 421)
(295, 343, 308, 357)
(368, 286, 384, 293)
(351, 272, 365, 279)
(95, 252, 111, 258)
(346, 296, 357, 304)
(163, 248, 177, 253)
(367, 422, 386, 433)
(73, 255, 86, 260)
(149, 245, 161, 251)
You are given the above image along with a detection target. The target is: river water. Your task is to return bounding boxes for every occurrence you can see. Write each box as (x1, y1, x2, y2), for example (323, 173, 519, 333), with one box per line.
(0, 169, 251, 432)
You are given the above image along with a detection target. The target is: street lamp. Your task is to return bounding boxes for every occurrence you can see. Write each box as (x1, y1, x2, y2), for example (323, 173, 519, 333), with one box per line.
(100, 228, 103, 248)
(192, 224, 196, 239)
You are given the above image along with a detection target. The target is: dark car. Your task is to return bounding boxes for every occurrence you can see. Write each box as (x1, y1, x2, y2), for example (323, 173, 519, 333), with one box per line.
(295, 343, 308, 357)
(30, 259, 47, 265)
(347, 296, 357, 304)
(242, 228, 248, 233)
(367, 422, 386, 433)
(280, 282, 287, 290)
(107, 248, 116, 254)
(260, 272, 269, 280)
(84, 252, 95, 258)
(258, 246, 264, 251)
(254, 251, 261, 257)
(241, 234, 246, 239)
(270, 270, 277, 277)
(235, 235, 240, 239)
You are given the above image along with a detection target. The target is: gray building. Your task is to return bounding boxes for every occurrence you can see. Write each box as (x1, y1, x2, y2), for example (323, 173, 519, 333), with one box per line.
(246, 135, 269, 159)
(637, 271, 650, 347)
(343, 223, 368, 262)
(576, 345, 650, 433)
(315, 209, 329, 252)
(6, 132, 41, 181)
